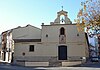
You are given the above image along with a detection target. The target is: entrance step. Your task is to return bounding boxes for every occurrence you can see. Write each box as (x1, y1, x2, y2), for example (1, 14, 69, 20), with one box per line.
(49, 61, 62, 66)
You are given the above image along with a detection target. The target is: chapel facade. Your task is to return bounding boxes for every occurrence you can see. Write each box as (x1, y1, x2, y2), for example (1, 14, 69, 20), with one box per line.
(1, 10, 89, 66)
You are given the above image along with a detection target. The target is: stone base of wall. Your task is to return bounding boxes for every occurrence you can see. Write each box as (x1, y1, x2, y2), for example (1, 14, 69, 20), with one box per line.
(49, 61, 62, 66)
(62, 61, 82, 67)
(14, 56, 83, 62)
(25, 62, 49, 66)
(14, 56, 84, 67)
(16, 60, 25, 66)
(15, 61, 83, 67)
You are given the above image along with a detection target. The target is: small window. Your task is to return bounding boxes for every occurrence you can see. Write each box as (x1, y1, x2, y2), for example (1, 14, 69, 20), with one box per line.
(77, 34, 79, 36)
(29, 45, 34, 52)
(46, 34, 48, 37)
(60, 27, 65, 35)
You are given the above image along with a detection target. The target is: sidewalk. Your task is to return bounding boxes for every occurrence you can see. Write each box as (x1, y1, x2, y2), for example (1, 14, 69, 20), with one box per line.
(71, 60, 100, 68)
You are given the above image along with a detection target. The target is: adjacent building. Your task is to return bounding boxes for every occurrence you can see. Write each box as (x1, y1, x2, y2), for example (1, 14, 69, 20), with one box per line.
(1, 10, 89, 66)
(1, 30, 14, 62)
(0, 35, 2, 60)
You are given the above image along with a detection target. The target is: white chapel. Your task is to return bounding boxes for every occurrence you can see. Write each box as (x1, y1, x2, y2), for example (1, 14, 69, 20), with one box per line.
(1, 9, 88, 66)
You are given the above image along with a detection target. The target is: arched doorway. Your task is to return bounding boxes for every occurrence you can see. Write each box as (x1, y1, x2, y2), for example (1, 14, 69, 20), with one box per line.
(58, 45, 67, 60)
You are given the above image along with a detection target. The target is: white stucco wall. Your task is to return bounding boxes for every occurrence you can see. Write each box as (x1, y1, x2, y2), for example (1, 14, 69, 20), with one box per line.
(14, 42, 86, 61)
(42, 24, 86, 43)
(14, 43, 86, 57)
(14, 42, 58, 57)
(12, 25, 41, 39)
(41, 24, 87, 57)
(14, 24, 88, 62)
(67, 43, 86, 57)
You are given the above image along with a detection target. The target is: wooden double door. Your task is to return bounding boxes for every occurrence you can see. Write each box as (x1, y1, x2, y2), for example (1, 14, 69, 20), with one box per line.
(58, 45, 67, 60)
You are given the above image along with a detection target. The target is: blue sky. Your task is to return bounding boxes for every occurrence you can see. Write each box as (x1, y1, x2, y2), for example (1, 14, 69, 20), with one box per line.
(0, 0, 85, 33)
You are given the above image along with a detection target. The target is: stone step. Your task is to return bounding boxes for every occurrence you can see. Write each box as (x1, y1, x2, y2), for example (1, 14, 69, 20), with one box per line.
(49, 61, 62, 67)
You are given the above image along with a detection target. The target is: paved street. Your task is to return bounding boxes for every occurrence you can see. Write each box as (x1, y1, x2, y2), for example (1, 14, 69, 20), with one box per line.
(0, 62, 100, 70)
(0, 63, 33, 70)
